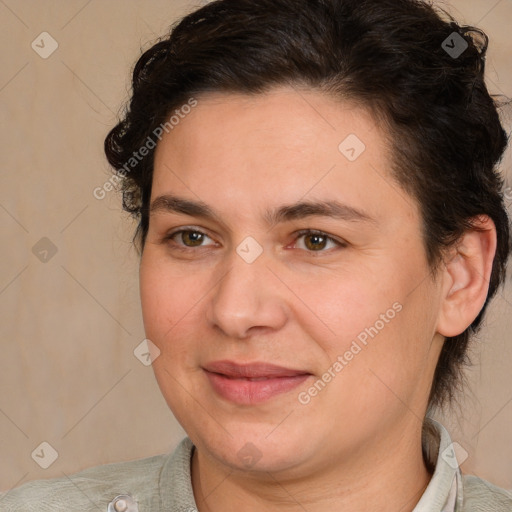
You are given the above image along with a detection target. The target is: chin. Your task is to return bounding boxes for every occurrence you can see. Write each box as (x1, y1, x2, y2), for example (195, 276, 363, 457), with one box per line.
(188, 421, 316, 474)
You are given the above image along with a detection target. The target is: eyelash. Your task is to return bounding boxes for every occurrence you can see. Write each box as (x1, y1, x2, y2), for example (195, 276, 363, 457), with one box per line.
(163, 228, 346, 254)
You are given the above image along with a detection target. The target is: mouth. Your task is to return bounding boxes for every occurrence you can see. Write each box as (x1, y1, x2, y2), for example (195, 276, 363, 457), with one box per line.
(203, 360, 312, 404)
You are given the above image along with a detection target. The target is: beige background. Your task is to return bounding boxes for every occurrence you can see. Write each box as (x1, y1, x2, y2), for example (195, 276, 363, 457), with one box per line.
(1, 0, 511, 494)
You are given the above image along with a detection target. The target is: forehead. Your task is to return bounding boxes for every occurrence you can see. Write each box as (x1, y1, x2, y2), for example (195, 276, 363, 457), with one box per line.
(151, 86, 419, 229)
(155, 87, 382, 162)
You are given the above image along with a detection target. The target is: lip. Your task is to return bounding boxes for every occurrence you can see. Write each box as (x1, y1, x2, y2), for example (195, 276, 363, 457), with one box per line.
(203, 360, 312, 404)
(203, 360, 309, 378)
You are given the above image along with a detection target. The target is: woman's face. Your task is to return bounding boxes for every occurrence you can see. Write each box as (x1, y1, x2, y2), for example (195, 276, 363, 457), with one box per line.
(139, 87, 445, 476)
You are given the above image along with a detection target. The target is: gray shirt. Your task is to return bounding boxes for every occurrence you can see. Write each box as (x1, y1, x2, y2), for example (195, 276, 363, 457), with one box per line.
(1, 419, 511, 511)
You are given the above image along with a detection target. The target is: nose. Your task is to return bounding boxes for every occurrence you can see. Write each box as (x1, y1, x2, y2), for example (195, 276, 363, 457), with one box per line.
(205, 247, 288, 339)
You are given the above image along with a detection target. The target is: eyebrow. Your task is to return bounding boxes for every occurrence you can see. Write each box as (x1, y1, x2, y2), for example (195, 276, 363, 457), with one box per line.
(149, 194, 375, 226)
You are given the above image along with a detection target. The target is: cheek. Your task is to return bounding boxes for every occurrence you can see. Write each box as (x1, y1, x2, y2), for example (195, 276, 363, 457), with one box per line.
(139, 255, 204, 348)
(327, 286, 438, 420)
(306, 261, 436, 383)
(139, 257, 208, 407)
(298, 267, 399, 350)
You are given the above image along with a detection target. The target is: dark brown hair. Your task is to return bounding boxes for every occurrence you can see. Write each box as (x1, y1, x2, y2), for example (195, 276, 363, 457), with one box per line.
(104, 0, 511, 410)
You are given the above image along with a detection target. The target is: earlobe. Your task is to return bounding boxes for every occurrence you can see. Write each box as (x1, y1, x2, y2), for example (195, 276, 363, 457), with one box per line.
(436, 216, 497, 338)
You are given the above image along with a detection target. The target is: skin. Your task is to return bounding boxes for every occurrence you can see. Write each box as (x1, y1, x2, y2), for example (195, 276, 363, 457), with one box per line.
(139, 86, 496, 512)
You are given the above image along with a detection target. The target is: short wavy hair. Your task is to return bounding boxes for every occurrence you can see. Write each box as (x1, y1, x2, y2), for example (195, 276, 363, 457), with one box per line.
(104, 0, 510, 410)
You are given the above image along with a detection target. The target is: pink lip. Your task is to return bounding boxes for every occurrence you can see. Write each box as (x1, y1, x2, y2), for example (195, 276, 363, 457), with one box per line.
(203, 360, 311, 404)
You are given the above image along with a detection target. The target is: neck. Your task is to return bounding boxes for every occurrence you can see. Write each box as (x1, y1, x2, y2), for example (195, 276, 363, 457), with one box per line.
(191, 420, 433, 512)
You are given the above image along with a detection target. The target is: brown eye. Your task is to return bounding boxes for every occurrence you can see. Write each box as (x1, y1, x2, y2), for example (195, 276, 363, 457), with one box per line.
(180, 230, 205, 247)
(294, 230, 344, 253)
(304, 233, 328, 251)
(165, 229, 214, 249)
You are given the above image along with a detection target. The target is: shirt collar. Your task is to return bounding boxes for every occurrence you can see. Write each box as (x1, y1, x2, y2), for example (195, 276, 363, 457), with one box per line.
(160, 419, 464, 512)
(413, 417, 464, 512)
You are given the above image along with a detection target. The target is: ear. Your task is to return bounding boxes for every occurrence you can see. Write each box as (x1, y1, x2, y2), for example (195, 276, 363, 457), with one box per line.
(436, 215, 497, 338)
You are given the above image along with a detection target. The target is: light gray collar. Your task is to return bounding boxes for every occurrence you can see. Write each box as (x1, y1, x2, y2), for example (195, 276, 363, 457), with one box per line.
(413, 418, 464, 512)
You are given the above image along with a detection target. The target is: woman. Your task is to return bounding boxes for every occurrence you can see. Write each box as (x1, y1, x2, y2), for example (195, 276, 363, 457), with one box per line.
(2, 0, 511, 510)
